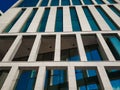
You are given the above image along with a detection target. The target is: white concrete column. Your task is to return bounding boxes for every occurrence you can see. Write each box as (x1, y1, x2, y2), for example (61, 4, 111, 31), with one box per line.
(28, 35, 41, 62)
(114, 0, 120, 3)
(36, 0, 42, 6)
(0, 8, 21, 33)
(63, 7, 72, 32)
(88, 6, 111, 31)
(1, 66, 19, 90)
(81, 0, 85, 5)
(54, 34, 61, 61)
(45, 7, 57, 32)
(97, 33, 116, 61)
(97, 66, 112, 90)
(114, 4, 120, 11)
(2, 35, 22, 62)
(92, 0, 97, 4)
(76, 34, 87, 61)
(68, 67, 77, 90)
(101, 5, 120, 28)
(69, 0, 72, 5)
(48, 0, 52, 6)
(118, 33, 120, 37)
(27, 8, 44, 32)
(34, 66, 46, 90)
(10, 8, 33, 33)
(102, 0, 109, 4)
(59, 0, 61, 6)
(76, 6, 91, 31)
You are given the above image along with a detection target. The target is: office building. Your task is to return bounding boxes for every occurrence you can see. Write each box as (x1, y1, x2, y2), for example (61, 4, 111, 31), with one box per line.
(0, 0, 120, 90)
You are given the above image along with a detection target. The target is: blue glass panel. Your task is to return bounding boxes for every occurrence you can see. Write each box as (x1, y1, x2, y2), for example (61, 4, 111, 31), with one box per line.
(37, 8, 50, 32)
(18, 0, 38, 7)
(83, 0, 93, 5)
(83, 7, 100, 31)
(96, 0, 104, 4)
(109, 6, 120, 17)
(70, 7, 81, 31)
(111, 79, 120, 89)
(108, 37, 120, 58)
(75, 70, 83, 80)
(107, 0, 116, 3)
(20, 9, 37, 32)
(61, 0, 70, 6)
(91, 49, 102, 60)
(96, 6, 119, 30)
(52, 70, 64, 85)
(69, 55, 80, 61)
(72, 0, 82, 5)
(86, 49, 102, 61)
(15, 70, 36, 90)
(55, 8, 63, 32)
(87, 70, 96, 77)
(50, 0, 59, 6)
(40, 0, 49, 6)
(87, 84, 98, 90)
(4, 9, 26, 32)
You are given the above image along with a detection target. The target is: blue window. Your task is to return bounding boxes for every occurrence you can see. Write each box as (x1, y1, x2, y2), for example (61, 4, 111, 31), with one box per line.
(72, 0, 82, 5)
(83, 0, 93, 5)
(109, 5, 120, 17)
(61, 0, 70, 6)
(104, 35, 120, 60)
(50, 0, 59, 6)
(96, 6, 119, 30)
(83, 7, 100, 31)
(18, 0, 38, 7)
(70, 7, 81, 31)
(106, 70, 120, 89)
(75, 69, 100, 90)
(55, 8, 63, 32)
(40, 0, 49, 6)
(37, 8, 50, 32)
(20, 8, 37, 32)
(61, 48, 80, 61)
(107, 0, 116, 4)
(86, 48, 102, 61)
(44, 69, 68, 90)
(4, 9, 26, 32)
(96, 0, 104, 4)
(15, 70, 37, 90)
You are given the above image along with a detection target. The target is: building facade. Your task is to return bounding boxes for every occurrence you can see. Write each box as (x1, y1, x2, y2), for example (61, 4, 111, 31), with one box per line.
(0, 0, 120, 90)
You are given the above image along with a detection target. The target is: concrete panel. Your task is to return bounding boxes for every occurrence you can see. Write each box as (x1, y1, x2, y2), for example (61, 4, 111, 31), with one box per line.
(45, 7, 57, 32)
(63, 7, 72, 32)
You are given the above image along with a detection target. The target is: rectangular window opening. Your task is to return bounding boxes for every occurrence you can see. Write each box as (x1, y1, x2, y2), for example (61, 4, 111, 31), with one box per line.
(37, 8, 50, 32)
(44, 68, 68, 90)
(12, 36, 35, 61)
(40, 0, 49, 6)
(75, 68, 101, 90)
(55, 7, 63, 32)
(82, 34, 107, 61)
(0, 36, 16, 61)
(14, 68, 38, 90)
(70, 7, 81, 31)
(61, 0, 70, 6)
(106, 67, 120, 89)
(103, 34, 120, 60)
(0, 68, 10, 89)
(61, 35, 80, 61)
(37, 35, 56, 61)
